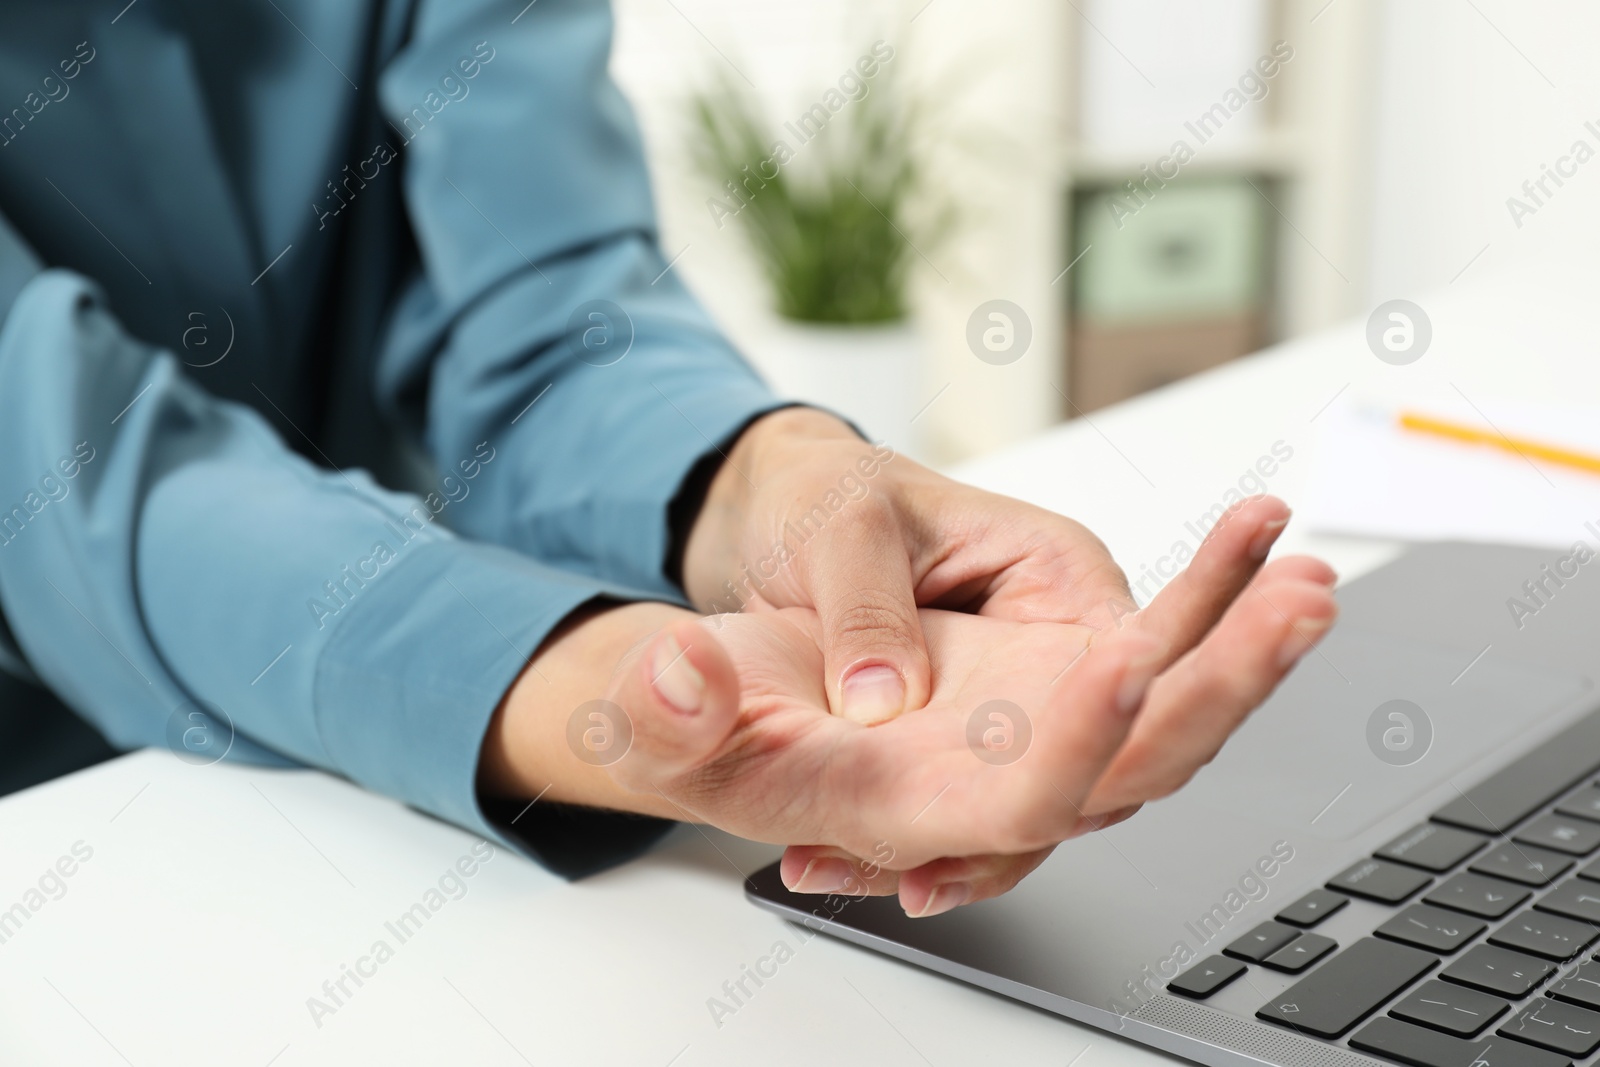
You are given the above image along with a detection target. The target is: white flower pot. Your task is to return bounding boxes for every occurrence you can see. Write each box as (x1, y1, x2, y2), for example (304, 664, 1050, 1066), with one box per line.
(741, 319, 926, 460)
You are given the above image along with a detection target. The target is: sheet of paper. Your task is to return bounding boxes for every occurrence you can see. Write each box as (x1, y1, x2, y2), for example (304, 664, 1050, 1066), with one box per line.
(1303, 399, 1600, 549)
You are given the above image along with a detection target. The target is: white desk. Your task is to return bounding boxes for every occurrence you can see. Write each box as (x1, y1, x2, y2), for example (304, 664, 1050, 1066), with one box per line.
(4, 263, 1596, 1066)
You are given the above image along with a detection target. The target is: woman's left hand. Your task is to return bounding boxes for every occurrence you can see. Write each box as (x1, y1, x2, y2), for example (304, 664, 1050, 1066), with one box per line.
(682, 407, 1316, 730)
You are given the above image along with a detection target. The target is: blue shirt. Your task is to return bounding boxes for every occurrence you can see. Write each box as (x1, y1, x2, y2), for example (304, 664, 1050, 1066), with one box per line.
(0, 0, 779, 873)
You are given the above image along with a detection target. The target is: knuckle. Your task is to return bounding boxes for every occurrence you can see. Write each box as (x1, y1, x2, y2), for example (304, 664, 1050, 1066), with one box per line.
(963, 855, 1037, 901)
(1102, 739, 1189, 806)
(831, 594, 919, 652)
(1131, 758, 1204, 804)
(994, 788, 1063, 854)
(790, 489, 895, 545)
(1181, 672, 1239, 718)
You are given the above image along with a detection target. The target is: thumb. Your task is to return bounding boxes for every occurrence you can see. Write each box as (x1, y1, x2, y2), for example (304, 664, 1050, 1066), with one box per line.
(808, 518, 932, 726)
(603, 618, 741, 794)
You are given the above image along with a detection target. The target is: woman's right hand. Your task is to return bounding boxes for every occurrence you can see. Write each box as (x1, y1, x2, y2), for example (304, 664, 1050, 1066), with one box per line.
(480, 542, 1334, 914)
(773, 551, 1336, 916)
(481, 595, 1167, 865)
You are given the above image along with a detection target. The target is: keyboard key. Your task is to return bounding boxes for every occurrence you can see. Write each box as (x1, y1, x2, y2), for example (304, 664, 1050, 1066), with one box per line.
(1555, 785, 1600, 824)
(1377, 904, 1488, 954)
(1380, 823, 1492, 872)
(1277, 888, 1348, 928)
(1223, 921, 1300, 963)
(1515, 816, 1600, 857)
(1256, 936, 1437, 1039)
(1263, 933, 1337, 973)
(1441, 945, 1556, 997)
(1432, 711, 1600, 835)
(1576, 857, 1600, 882)
(1489, 911, 1599, 962)
(1549, 960, 1600, 1010)
(1330, 858, 1432, 904)
(1392, 978, 1511, 1036)
(1426, 873, 1532, 918)
(1536, 881, 1600, 926)
(1166, 955, 1245, 999)
(1353, 1016, 1573, 1067)
(1472, 844, 1575, 887)
(1498, 998, 1600, 1056)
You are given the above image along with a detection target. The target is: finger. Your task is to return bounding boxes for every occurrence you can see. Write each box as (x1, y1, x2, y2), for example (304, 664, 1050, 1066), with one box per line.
(1103, 554, 1329, 651)
(1020, 627, 1167, 806)
(1084, 575, 1338, 814)
(910, 628, 1165, 860)
(785, 803, 1142, 912)
(815, 624, 1162, 866)
(780, 844, 903, 897)
(1264, 554, 1338, 588)
(604, 618, 742, 794)
(779, 843, 1058, 919)
(1126, 496, 1293, 658)
(895, 847, 1056, 917)
(802, 499, 932, 726)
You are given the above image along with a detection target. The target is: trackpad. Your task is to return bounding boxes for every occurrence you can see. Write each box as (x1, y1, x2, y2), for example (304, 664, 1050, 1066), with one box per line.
(1182, 625, 1593, 839)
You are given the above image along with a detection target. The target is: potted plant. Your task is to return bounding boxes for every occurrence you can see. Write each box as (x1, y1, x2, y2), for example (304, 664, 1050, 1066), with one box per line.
(688, 52, 947, 448)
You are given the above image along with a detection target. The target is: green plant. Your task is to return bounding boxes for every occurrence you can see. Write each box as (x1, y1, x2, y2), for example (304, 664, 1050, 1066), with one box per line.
(689, 62, 939, 326)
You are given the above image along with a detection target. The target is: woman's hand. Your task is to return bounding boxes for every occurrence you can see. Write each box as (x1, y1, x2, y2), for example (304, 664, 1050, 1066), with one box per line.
(482, 515, 1337, 915)
(777, 549, 1336, 916)
(681, 408, 1310, 734)
(483, 595, 1172, 870)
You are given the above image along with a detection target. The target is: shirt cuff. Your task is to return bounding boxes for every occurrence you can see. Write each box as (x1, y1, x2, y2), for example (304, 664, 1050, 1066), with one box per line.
(312, 537, 671, 877)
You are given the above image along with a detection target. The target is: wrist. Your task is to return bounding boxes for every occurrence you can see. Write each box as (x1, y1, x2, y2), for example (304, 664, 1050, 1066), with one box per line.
(681, 407, 860, 609)
(479, 600, 694, 817)
(741, 406, 863, 458)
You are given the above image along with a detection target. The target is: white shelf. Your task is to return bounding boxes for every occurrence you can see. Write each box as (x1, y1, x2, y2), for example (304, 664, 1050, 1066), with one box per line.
(1062, 129, 1307, 183)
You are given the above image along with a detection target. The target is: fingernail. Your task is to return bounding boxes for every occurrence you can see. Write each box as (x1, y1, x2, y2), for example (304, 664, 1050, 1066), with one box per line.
(841, 665, 905, 725)
(792, 857, 854, 894)
(651, 632, 704, 715)
(1249, 516, 1291, 561)
(913, 881, 971, 918)
(1116, 644, 1166, 716)
(1277, 616, 1334, 668)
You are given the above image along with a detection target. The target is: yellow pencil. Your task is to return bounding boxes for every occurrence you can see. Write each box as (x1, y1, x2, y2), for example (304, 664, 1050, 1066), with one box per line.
(1398, 410, 1600, 477)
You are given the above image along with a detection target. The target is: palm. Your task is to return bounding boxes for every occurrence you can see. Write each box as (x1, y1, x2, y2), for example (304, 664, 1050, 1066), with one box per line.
(668, 471, 1337, 911)
(666, 607, 1106, 868)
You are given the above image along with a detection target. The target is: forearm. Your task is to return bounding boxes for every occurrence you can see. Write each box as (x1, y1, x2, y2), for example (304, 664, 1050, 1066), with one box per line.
(0, 266, 691, 878)
(378, 0, 784, 598)
(480, 600, 696, 819)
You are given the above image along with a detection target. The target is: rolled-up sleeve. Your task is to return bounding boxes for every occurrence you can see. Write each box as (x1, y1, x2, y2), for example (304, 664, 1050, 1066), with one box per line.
(374, 0, 783, 597)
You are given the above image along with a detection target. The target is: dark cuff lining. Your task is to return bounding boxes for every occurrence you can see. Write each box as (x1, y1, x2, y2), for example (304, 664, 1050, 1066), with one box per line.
(661, 403, 802, 594)
(479, 791, 676, 880)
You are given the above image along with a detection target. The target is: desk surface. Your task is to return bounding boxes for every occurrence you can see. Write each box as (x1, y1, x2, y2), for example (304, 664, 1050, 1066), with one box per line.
(4, 263, 1596, 1066)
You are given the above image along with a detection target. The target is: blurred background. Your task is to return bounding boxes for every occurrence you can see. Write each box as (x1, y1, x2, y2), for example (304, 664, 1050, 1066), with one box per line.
(607, 0, 1600, 466)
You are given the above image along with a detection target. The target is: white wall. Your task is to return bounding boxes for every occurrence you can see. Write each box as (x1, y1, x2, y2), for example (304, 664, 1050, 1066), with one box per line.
(1365, 0, 1600, 302)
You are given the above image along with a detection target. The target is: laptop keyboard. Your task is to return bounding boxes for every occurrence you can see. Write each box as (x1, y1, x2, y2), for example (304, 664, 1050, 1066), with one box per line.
(1166, 711, 1600, 1067)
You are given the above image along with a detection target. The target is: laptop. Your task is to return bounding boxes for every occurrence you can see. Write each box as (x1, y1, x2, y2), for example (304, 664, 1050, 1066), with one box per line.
(747, 541, 1600, 1067)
